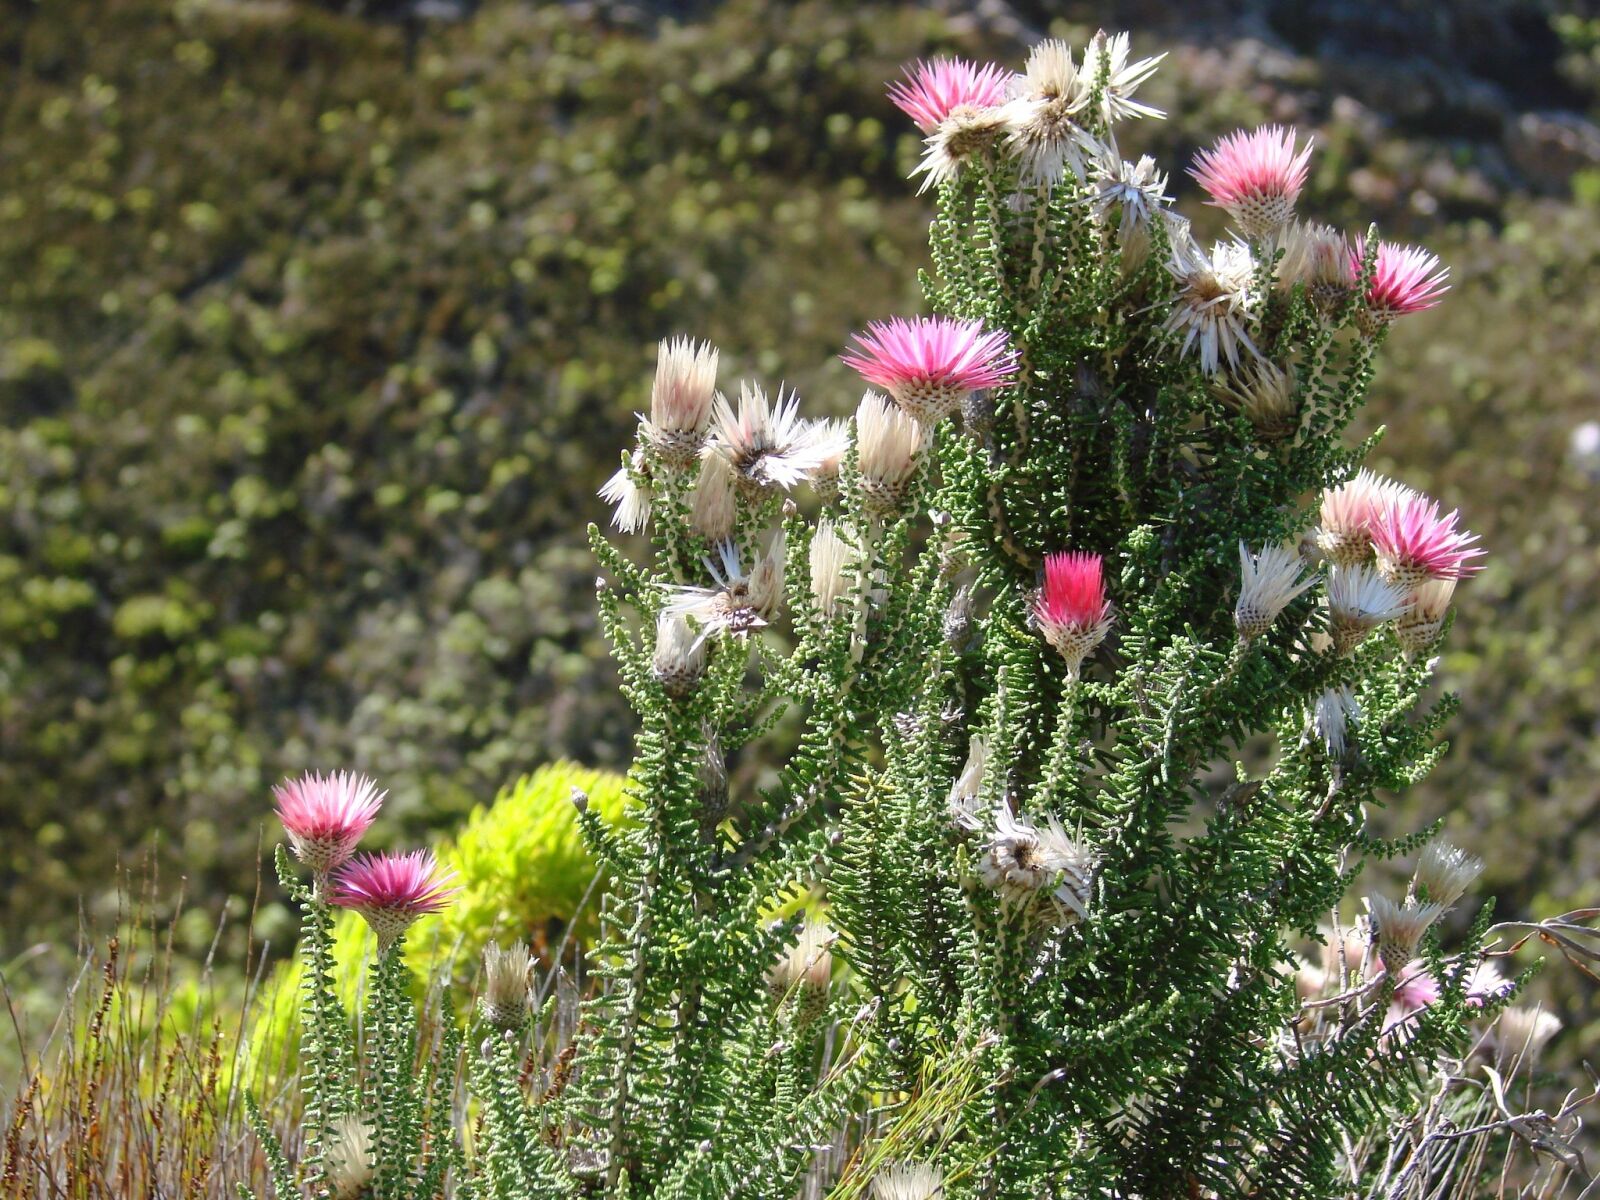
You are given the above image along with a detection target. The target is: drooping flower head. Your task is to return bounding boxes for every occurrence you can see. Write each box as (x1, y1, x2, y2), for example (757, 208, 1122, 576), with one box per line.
(1235, 542, 1315, 640)
(705, 382, 848, 498)
(1370, 494, 1485, 590)
(913, 104, 1013, 192)
(331, 849, 459, 953)
(1078, 30, 1165, 125)
(978, 805, 1095, 926)
(1084, 136, 1172, 271)
(946, 736, 989, 830)
(888, 58, 1010, 133)
(808, 518, 858, 620)
(1394, 576, 1457, 656)
(599, 448, 652, 534)
(642, 336, 719, 467)
(1164, 235, 1259, 375)
(1352, 239, 1449, 323)
(842, 317, 1017, 424)
(1313, 686, 1360, 759)
(1316, 469, 1415, 566)
(273, 771, 385, 879)
(1189, 125, 1314, 241)
(1034, 551, 1113, 676)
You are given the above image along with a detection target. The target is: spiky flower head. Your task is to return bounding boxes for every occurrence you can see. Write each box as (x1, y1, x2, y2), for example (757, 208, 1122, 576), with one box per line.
(888, 58, 1010, 133)
(1394, 576, 1457, 655)
(689, 452, 739, 542)
(1034, 551, 1113, 676)
(1275, 219, 1349, 304)
(1354, 239, 1449, 323)
(665, 536, 785, 636)
(1366, 893, 1444, 974)
(806, 417, 852, 502)
(1078, 30, 1165, 125)
(842, 317, 1018, 425)
(1313, 686, 1360, 759)
(705, 383, 847, 498)
(1084, 137, 1172, 271)
(912, 103, 1014, 192)
(854, 390, 927, 512)
(1235, 541, 1316, 640)
(273, 771, 385, 880)
(978, 807, 1095, 926)
(1315, 469, 1415, 566)
(946, 736, 989, 830)
(1164, 236, 1259, 375)
(808, 519, 857, 620)
(332, 850, 459, 953)
(477, 940, 532, 1030)
(1215, 359, 1298, 441)
(652, 613, 707, 695)
(1000, 39, 1091, 185)
(1494, 1006, 1562, 1072)
(599, 449, 653, 534)
(1370, 494, 1485, 590)
(1413, 840, 1482, 909)
(1189, 125, 1314, 241)
(767, 920, 834, 1025)
(642, 336, 718, 467)
(872, 1163, 945, 1200)
(1325, 563, 1409, 655)
(324, 1114, 375, 1200)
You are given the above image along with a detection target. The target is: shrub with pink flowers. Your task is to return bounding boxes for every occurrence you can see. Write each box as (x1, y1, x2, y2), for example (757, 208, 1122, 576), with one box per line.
(247, 32, 1597, 1200)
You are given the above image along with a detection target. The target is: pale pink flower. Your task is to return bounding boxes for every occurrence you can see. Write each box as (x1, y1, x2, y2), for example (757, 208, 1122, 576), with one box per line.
(642, 336, 719, 467)
(1189, 125, 1314, 240)
(888, 58, 1010, 133)
(1316, 469, 1415, 566)
(1352, 240, 1449, 322)
(273, 771, 385, 878)
(1034, 551, 1113, 676)
(1370, 494, 1485, 590)
(332, 849, 459, 952)
(842, 317, 1017, 424)
(1379, 957, 1442, 1040)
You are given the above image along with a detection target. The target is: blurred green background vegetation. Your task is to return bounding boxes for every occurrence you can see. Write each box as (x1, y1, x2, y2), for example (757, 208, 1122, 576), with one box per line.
(4, 0, 1600, 1069)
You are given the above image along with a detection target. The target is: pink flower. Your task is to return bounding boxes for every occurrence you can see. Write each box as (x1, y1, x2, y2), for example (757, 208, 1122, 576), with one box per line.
(1034, 551, 1113, 676)
(887, 58, 1010, 133)
(1189, 125, 1314, 240)
(331, 850, 459, 951)
(1370, 494, 1485, 590)
(1379, 958, 1442, 1040)
(1351, 240, 1449, 319)
(273, 771, 385, 878)
(841, 317, 1018, 424)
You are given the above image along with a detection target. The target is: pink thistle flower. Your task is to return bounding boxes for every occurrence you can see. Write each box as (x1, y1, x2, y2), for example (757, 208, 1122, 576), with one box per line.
(331, 850, 459, 952)
(1370, 494, 1485, 591)
(1351, 240, 1449, 323)
(842, 317, 1018, 424)
(1379, 957, 1442, 1042)
(1189, 125, 1314, 240)
(273, 771, 385, 879)
(1034, 551, 1113, 676)
(888, 58, 1010, 133)
(1315, 469, 1414, 566)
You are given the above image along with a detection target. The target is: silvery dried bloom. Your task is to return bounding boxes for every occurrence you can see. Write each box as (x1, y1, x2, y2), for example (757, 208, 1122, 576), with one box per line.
(705, 382, 846, 498)
(854, 390, 927, 512)
(599, 449, 652, 534)
(767, 921, 834, 1025)
(1214, 359, 1298, 441)
(1234, 541, 1315, 640)
(690, 452, 739, 542)
(1164, 235, 1259, 375)
(652, 613, 707, 695)
(807, 417, 852, 501)
(808, 519, 857, 619)
(871, 1163, 945, 1200)
(1000, 39, 1092, 186)
(1078, 30, 1165, 125)
(324, 1114, 375, 1200)
(641, 336, 718, 468)
(1084, 135, 1171, 271)
(1274, 219, 1348, 303)
(1313, 686, 1360, 758)
(1366, 893, 1444, 973)
(1326, 563, 1409, 655)
(979, 806, 1095, 925)
(477, 940, 532, 1030)
(1413, 840, 1482, 909)
(1493, 1006, 1562, 1072)
(1394, 577, 1456, 655)
(946, 736, 988, 830)
(1316, 469, 1414, 566)
(914, 103, 1014, 192)
(943, 583, 975, 648)
(664, 536, 785, 636)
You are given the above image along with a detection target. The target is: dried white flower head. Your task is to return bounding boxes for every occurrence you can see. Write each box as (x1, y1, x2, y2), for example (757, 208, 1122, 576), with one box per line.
(1313, 686, 1360, 758)
(1001, 40, 1091, 185)
(1215, 359, 1298, 441)
(324, 1114, 376, 1200)
(979, 807, 1096, 925)
(1235, 541, 1315, 640)
(652, 613, 707, 695)
(767, 920, 834, 1025)
(855, 391, 927, 512)
(690, 452, 739, 542)
(599, 449, 652, 534)
(1394, 577, 1456, 655)
(1078, 30, 1165, 124)
(1326, 563, 1409, 654)
(1493, 1006, 1562, 1072)
(706, 382, 845, 497)
(872, 1163, 945, 1200)
(1164, 236, 1259, 375)
(477, 940, 532, 1030)
(642, 336, 718, 467)
(664, 536, 785, 636)
(1366, 893, 1444, 973)
(1084, 136, 1171, 271)
(946, 736, 989, 829)
(808, 519, 858, 619)
(1275, 219, 1349, 303)
(1413, 840, 1482, 909)
(807, 417, 852, 501)
(915, 104, 1013, 192)
(1316, 470, 1414, 566)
